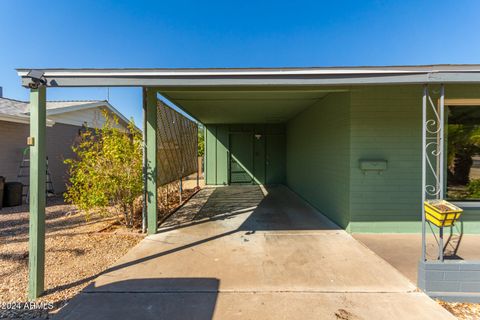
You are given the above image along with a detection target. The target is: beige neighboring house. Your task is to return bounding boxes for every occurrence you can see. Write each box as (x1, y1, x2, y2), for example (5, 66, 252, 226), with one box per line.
(0, 89, 132, 194)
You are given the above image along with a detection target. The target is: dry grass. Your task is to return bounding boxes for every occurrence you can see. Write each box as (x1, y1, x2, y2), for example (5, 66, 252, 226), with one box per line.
(0, 197, 143, 319)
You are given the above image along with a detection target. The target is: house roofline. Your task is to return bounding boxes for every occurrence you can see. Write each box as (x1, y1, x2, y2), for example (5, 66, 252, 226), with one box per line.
(0, 113, 55, 126)
(16, 64, 480, 87)
(0, 97, 133, 129)
(15, 64, 480, 73)
(44, 100, 131, 127)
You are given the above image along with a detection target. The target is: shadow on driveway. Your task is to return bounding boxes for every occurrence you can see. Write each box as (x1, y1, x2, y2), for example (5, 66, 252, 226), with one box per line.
(55, 278, 220, 320)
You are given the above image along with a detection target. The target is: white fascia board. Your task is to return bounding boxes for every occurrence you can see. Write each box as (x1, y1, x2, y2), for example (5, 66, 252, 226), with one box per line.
(45, 101, 129, 124)
(16, 65, 480, 78)
(17, 68, 422, 77)
(46, 101, 138, 131)
(101, 101, 132, 127)
(0, 114, 30, 124)
(47, 101, 109, 116)
(17, 65, 480, 88)
(45, 102, 107, 115)
(0, 113, 55, 126)
(96, 102, 139, 131)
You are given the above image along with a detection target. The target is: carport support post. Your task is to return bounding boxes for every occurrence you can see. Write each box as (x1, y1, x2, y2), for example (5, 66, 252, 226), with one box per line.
(145, 88, 158, 235)
(28, 86, 46, 300)
(421, 85, 427, 262)
(141, 88, 147, 233)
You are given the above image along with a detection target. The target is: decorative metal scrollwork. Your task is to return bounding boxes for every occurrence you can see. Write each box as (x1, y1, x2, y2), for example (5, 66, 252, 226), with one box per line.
(425, 119, 441, 134)
(421, 84, 445, 262)
(423, 88, 443, 200)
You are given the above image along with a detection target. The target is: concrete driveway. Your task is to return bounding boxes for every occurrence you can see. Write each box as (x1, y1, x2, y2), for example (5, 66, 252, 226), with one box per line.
(55, 185, 455, 319)
(354, 233, 480, 283)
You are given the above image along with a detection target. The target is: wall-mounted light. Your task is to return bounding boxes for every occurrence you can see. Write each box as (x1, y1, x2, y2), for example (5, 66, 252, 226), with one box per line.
(254, 134, 262, 140)
(26, 70, 47, 89)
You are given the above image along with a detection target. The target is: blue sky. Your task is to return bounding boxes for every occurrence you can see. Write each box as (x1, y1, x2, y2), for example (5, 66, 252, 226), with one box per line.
(1, 0, 480, 125)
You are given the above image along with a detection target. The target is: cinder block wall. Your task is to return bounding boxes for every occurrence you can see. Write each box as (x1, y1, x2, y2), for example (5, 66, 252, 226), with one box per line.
(418, 260, 480, 302)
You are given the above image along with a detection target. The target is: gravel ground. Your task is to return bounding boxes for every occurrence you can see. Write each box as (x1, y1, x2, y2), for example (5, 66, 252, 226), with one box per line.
(0, 197, 143, 319)
(438, 301, 480, 320)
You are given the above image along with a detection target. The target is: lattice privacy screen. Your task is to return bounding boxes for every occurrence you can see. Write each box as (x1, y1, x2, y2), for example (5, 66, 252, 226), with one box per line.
(156, 100, 198, 186)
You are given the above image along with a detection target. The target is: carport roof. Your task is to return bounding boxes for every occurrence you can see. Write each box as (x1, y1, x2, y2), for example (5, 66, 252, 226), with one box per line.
(16, 64, 480, 124)
(159, 88, 341, 123)
(16, 64, 480, 88)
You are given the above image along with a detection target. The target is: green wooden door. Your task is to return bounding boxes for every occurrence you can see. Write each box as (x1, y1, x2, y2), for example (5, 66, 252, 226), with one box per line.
(230, 133, 254, 183)
(266, 134, 286, 184)
(253, 135, 266, 184)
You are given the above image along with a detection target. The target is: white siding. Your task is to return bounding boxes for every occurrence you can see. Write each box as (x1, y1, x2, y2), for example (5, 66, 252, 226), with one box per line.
(48, 107, 128, 130)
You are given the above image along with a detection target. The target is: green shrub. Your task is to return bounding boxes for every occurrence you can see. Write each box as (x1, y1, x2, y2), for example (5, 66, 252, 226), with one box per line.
(467, 178, 480, 199)
(197, 125, 204, 157)
(64, 111, 142, 227)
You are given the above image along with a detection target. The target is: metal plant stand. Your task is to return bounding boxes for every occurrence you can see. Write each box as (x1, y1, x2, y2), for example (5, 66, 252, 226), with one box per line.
(421, 84, 447, 261)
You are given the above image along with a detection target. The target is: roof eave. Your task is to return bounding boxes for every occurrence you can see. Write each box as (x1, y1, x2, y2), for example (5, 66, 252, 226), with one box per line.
(16, 68, 480, 88)
(45, 101, 108, 115)
(0, 113, 55, 126)
(44, 101, 137, 130)
(17, 73, 434, 88)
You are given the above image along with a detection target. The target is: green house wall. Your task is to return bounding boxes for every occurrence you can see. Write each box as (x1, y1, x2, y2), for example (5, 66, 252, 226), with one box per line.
(348, 85, 480, 233)
(286, 85, 480, 233)
(204, 124, 285, 185)
(205, 124, 229, 185)
(203, 85, 480, 233)
(286, 92, 351, 229)
(348, 85, 423, 232)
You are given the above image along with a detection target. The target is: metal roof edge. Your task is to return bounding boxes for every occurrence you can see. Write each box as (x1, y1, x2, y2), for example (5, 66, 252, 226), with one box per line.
(16, 64, 480, 87)
(15, 64, 480, 73)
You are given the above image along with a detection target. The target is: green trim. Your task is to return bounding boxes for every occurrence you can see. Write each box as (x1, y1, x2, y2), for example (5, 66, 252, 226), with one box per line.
(348, 221, 480, 234)
(146, 88, 158, 235)
(28, 87, 46, 300)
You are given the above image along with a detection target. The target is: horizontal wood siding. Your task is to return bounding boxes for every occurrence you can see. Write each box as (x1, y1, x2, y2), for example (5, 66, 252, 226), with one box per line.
(49, 107, 126, 129)
(204, 124, 229, 185)
(0, 120, 79, 194)
(349, 85, 480, 233)
(286, 92, 350, 228)
(205, 84, 480, 233)
(349, 86, 423, 232)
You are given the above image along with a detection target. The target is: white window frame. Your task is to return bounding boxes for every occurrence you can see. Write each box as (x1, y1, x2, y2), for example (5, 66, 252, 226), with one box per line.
(446, 99, 480, 207)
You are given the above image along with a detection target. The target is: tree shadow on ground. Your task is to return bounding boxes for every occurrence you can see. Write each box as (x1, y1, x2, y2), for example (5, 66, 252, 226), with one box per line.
(159, 185, 264, 230)
(159, 184, 339, 233)
(0, 196, 115, 243)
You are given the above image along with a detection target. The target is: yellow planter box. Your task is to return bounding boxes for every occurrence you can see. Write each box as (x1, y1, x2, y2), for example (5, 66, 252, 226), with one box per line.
(424, 200, 463, 227)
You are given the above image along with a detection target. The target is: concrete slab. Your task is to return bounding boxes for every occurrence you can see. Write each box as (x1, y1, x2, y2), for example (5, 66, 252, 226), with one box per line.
(353, 233, 480, 283)
(57, 292, 452, 320)
(55, 185, 455, 319)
